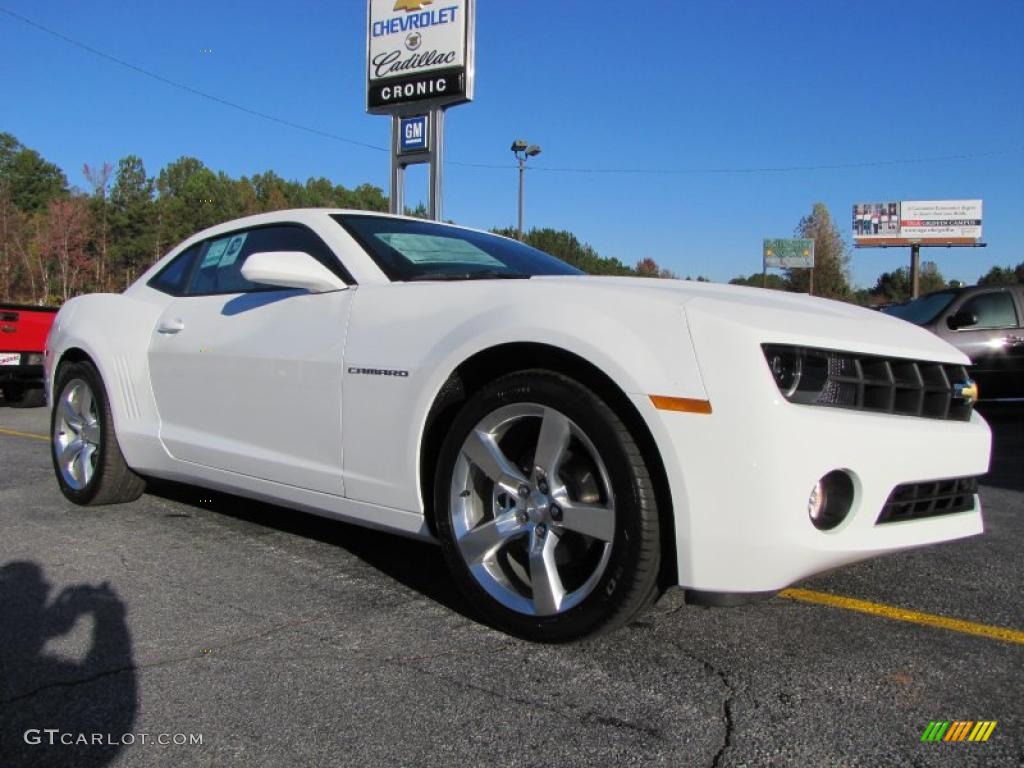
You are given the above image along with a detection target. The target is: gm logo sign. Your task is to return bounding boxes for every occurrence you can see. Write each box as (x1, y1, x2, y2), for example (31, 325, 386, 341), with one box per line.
(400, 115, 429, 154)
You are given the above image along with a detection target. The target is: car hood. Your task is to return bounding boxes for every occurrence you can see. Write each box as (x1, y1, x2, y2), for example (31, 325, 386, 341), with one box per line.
(533, 275, 968, 364)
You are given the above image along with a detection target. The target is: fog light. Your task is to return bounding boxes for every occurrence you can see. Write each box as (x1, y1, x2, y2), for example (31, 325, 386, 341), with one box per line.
(808, 483, 824, 519)
(25, 353, 43, 366)
(807, 470, 854, 531)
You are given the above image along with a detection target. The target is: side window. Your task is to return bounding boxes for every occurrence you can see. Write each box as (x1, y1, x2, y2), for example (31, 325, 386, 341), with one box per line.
(185, 224, 352, 296)
(957, 292, 1019, 330)
(148, 245, 200, 296)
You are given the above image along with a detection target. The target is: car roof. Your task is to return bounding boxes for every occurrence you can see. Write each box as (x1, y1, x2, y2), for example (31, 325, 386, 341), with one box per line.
(183, 208, 517, 246)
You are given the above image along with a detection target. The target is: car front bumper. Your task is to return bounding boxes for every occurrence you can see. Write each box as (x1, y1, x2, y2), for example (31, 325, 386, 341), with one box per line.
(0, 360, 45, 387)
(638, 391, 990, 593)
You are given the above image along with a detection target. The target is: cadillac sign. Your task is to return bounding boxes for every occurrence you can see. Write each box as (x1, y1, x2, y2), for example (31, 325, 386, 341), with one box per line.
(367, 0, 475, 114)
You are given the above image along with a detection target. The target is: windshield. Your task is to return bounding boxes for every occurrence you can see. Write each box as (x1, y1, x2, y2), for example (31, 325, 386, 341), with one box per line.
(881, 291, 958, 325)
(333, 214, 583, 281)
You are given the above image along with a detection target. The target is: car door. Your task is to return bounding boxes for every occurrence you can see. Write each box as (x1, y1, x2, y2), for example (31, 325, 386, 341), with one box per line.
(940, 288, 1024, 401)
(147, 223, 354, 494)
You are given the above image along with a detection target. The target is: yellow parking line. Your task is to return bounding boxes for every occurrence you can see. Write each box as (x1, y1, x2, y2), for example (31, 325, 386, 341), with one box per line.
(780, 588, 1024, 646)
(0, 426, 48, 442)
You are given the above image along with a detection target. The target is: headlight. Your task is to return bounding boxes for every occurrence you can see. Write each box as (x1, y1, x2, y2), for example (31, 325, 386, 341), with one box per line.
(766, 347, 802, 397)
(762, 345, 836, 405)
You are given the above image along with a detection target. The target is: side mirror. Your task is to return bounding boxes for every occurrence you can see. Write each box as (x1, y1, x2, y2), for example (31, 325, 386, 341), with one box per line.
(947, 310, 978, 330)
(241, 251, 348, 294)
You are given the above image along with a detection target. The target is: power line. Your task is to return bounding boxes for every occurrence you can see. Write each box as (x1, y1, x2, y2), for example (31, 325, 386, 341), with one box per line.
(3, 6, 1021, 177)
(526, 147, 1024, 175)
(0, 6, 387, 153)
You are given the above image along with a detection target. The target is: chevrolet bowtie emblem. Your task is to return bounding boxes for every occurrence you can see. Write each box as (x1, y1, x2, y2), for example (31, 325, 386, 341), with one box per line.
(954, 380, 978, 405)
(394, 0, 434, 10)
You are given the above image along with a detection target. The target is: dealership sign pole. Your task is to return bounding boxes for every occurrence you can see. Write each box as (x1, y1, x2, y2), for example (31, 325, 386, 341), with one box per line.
(852, 201, 986, 298)
(367, 0, 476, 221)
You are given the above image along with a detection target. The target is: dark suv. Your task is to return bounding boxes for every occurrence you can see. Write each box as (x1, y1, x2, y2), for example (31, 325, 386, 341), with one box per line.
(882, 285, 1024, 403)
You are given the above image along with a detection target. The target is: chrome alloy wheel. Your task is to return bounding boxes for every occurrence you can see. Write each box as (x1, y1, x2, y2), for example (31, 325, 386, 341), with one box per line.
(53, 378, 101, 491)
(450, 403, 616, 617)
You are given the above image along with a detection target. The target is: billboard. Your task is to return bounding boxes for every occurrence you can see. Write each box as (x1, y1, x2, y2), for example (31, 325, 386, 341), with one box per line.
(763, 238, 814, 269)
(367, 0, 475, 114)
(853, 200, 983, 245)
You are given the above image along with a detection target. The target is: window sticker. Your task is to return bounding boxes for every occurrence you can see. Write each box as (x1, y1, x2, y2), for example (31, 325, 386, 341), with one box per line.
(201, 239, 229, 268)
(376, 233, 501, 266)
(220, 233, 248, 267)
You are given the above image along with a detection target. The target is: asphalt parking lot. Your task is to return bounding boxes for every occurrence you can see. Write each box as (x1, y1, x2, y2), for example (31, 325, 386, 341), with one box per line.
(1, 403, 1021, 767)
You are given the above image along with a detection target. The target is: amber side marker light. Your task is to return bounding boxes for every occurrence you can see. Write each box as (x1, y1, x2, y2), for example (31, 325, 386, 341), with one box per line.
(649, 395, 713, 414)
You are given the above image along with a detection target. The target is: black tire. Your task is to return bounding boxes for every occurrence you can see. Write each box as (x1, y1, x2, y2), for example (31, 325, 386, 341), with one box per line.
(11, 386, 45, 408)
(51, 360, 146, 505)
(434, 370, 660, 642)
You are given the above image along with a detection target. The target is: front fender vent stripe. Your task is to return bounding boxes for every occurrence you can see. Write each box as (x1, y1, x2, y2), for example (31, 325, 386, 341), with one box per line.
(650, 395, 712, 415)
(114, 355, 141, 421)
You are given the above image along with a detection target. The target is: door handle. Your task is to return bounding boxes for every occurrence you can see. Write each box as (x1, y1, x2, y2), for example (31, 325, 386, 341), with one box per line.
(1004, 335, 1024, 346)
(157, 319, 185, 334)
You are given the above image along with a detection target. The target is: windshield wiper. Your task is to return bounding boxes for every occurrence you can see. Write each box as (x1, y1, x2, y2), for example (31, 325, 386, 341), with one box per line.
(406, 269, 531, 282)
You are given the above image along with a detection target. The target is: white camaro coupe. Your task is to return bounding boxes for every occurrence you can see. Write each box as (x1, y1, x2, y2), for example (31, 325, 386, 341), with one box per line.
(45, 210, 991, 640)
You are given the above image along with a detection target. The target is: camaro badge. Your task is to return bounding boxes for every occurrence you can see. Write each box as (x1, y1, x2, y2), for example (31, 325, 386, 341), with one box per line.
(394, 0, 433, 11)
(348, 367, 410, 378)
(954, 380, 979, 405)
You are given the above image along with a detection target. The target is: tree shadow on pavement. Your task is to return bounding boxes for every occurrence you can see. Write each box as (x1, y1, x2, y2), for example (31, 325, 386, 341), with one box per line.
(0, 561, 137, 768)
(146, 480, 475, 621)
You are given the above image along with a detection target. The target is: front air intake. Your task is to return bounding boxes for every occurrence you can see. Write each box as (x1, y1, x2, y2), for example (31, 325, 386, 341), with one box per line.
(876, 477, 978, 524)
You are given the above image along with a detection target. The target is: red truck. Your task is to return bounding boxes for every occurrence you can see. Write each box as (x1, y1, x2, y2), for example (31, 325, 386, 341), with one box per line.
(0, 303, 58, 407)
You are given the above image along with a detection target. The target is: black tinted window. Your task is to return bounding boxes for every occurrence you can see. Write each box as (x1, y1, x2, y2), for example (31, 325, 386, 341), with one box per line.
(333, 214, 582, 281)
(148, 245, 200, 296)
(185, 224, 351, 296)
(882, 292, 957, 325)
(958, 292, 1019, 329)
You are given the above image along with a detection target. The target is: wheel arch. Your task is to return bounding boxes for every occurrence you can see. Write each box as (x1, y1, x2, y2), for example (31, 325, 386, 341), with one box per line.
(51, 346, 97, 397)
(419, 341, 678, 589)
(51, 345, 129, 438)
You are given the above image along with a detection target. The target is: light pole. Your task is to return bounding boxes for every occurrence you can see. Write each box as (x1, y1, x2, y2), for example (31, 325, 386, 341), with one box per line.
(511, 139, 541, 240)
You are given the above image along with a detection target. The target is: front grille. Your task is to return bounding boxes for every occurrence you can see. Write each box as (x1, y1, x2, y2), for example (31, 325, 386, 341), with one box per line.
(877, 476, 978, 524)
(825, 356, 973, 421)
(763, 345, 974, 421)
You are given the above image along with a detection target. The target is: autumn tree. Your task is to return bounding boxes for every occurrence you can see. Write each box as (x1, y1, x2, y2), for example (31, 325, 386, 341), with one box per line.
(636, 258, 659, 277)
(37, 197, 90, 301)
(788, 203, 851, 299)
(84, 162, 113, 291)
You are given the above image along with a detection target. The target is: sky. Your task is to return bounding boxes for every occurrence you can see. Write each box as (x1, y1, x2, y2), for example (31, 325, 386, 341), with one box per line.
(1, 0, 1022, 288)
